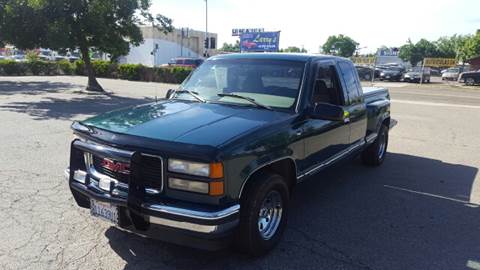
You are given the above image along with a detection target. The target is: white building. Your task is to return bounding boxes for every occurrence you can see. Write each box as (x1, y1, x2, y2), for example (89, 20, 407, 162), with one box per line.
(119, 26, 218, 67)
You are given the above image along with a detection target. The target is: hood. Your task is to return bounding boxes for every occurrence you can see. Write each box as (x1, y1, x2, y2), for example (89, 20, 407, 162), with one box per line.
(81, 100, 290, 147)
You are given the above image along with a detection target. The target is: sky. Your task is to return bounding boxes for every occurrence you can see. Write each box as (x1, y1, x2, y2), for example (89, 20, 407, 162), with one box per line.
(151, 0, 480, 54)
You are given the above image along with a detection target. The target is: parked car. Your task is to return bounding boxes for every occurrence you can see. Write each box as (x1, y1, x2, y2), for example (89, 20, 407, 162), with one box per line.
(403, 68, 431, 83)
(11, 54, 26, 62)
(166, 57, 204, 68)
(66, 53, 394, 255)
(459, 70, 480, 85)
(355, 65, 375, 81)
(0, 55, 5, 60)
(442, 68, 460, 81)
(379, 67, 404, 81)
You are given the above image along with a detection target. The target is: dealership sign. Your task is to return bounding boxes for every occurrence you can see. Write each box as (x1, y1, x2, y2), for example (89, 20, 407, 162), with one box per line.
(232, 28, 264, 36)
(240, 31, 280, 52)
(352, 57, 376, 65)
(423, 58, 456, 67)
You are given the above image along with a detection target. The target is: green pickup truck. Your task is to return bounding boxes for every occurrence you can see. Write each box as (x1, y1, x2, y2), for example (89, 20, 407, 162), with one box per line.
(66, 53, 394, 255)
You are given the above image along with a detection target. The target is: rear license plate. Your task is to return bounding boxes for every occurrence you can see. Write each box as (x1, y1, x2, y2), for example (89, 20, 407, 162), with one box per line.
(90, 199, 118, 224)
(386, 76, 391, 79)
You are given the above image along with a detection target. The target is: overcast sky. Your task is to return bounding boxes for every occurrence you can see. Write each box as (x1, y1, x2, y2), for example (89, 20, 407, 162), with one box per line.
(151, 0, 480, 54)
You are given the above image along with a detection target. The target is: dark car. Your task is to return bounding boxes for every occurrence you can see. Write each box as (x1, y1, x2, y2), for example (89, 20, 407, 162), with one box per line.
(66, 53, 394, 255)
(167, 57, 204, 68)
(379, 67, 404, 81)
(403, 68, 431, 83)
(459, 70, 480, 85)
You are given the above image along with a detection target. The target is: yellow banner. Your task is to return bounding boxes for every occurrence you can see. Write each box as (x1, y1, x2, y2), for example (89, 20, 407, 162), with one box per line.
(423, 58, 456, 67)
(351, 57, 376, 65)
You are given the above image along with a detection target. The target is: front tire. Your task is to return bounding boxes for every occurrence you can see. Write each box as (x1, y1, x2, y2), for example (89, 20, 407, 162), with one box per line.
(235, 171, 289, 256)
(362, 124, 389, 166)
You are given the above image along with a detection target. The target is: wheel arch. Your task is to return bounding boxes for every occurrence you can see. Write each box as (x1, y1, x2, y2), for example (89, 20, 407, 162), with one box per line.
(238, 157, 297, 200)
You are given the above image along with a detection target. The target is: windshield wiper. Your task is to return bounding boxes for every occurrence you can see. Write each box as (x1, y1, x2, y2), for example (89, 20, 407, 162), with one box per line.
(174, 89, 206, 103)
(217, 93, 273, 110)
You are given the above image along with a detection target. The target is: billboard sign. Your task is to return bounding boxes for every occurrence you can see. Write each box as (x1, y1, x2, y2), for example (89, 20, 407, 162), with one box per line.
(352, 57, 376, 65)
(232, 28, 264, 36)
(423, 58, 456, 67)
(240, 31, 280, 52)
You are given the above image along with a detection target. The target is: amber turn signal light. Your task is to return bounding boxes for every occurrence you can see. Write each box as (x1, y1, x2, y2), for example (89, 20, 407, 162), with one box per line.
(209, 181, 224, 196)
(209, 162, 224, 179)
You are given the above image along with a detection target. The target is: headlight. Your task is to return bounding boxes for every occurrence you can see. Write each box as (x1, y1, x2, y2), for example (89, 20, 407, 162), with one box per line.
(168, 177, 224, 195)
(168, 159, 224, 178)
(169, 178, 209, 194)
(404, 74, 410, 78)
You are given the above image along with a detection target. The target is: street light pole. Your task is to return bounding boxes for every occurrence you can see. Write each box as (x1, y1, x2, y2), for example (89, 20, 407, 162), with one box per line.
(204, 0, 208, 57)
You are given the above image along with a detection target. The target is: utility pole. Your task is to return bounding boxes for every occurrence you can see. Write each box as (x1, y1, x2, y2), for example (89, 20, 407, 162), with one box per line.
(204, 0, 209, 57)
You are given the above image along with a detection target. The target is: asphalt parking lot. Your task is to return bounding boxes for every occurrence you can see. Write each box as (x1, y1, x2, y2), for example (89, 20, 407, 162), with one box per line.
(1, 76, 479, 270)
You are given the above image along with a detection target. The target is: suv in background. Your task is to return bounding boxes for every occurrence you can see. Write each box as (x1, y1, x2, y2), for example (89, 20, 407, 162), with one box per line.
(167, 57, 204, 69)
(379, 67, 404, 81)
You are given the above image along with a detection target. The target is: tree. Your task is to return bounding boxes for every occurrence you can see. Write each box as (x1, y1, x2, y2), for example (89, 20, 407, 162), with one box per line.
(322, 34, 358, 57)
(0, 0, 172, 92)
(280, 46, 307, 53)
(220, 40, 240, 52)
(462, 31, 480, 60)
(398, 38, 440, 66)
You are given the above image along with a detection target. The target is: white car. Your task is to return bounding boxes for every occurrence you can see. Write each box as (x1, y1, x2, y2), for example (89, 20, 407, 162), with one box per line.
(442, 68, 460, 81)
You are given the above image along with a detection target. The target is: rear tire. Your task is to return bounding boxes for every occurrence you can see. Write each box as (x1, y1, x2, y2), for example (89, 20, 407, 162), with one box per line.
(235, 171, 289, 256)
(362, 124, 389, 166)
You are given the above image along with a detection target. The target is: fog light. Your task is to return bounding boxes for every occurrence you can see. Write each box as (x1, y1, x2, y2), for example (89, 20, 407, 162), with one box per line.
(99, 177, 115, 191)
(168, 178, 209, 194)
(73, 170, 87, 184)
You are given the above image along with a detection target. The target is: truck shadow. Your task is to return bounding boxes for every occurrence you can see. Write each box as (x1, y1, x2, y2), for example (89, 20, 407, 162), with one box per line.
(104, 152, 479, 270)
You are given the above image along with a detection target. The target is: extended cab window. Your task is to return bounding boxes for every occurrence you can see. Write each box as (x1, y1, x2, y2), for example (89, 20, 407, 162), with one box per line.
(178, 59, 305, 109)
(311, 64, 343, 106)
(338, 61, 362, 104)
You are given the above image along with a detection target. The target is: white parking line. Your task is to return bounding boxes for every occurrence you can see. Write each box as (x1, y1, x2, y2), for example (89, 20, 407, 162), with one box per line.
(392, 99, 480, 109)
(384, 184, 480, 207)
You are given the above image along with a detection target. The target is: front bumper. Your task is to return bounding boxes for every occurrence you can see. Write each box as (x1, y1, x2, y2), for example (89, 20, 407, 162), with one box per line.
(67, 165, 240, 249)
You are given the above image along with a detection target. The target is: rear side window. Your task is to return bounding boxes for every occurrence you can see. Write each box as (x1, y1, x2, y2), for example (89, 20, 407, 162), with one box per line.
(338, 61, 362, 104)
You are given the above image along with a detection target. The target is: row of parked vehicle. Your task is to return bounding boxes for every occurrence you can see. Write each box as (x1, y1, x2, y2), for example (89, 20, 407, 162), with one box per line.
(355, 64, 430, 83)
(355, 64, 480, 85)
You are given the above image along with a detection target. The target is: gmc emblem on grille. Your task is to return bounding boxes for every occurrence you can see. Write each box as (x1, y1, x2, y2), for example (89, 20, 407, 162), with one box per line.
(101, 158, 130, 174)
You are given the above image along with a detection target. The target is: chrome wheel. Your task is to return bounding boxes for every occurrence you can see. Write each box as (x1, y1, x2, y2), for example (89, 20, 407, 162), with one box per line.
(378, 131, 386, 159)
(258, 190, 283, 240)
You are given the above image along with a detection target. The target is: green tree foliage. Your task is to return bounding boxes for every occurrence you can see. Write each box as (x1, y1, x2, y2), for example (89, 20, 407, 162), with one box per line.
(220, 40, 240, 52)
(463, 31, 480, 60)
(435, 35, 469, 59)
(280, 46, 307, 53)
(399, 39, 440, 66)
(0, 0, 172, 92)
(322, 34, 359, 57)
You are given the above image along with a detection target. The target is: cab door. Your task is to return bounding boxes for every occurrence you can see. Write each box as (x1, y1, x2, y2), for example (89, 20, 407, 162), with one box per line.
(299, 61, 350, 175)
(337, 61, 368, 144)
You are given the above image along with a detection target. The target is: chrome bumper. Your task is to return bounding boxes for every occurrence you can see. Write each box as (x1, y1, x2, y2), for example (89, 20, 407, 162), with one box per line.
(66, 168, 240, 234)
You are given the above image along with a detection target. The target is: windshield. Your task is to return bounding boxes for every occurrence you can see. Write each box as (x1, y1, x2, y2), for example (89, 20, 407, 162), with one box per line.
(177, 59, 305, 110)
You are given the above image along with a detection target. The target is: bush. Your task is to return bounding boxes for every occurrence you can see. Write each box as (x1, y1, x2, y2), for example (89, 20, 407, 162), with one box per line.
(118, 64, 144, 81)
(58, 60, 74, 75)
(0, 60, 28, 75)
(74, 60, 85, 75)
(154, 66, 192, 84)
(92, 60, 114, 78)
(26, 60, 59, 75)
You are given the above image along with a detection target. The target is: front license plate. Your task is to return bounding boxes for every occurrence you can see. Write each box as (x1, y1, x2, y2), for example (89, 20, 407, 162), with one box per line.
(90, 199, 118, 224)
(386, 76, 390, 79)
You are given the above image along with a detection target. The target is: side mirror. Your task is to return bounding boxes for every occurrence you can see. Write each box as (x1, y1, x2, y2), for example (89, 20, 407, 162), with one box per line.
(166, 89, 175, 99)
(310, 103, 346, 122)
